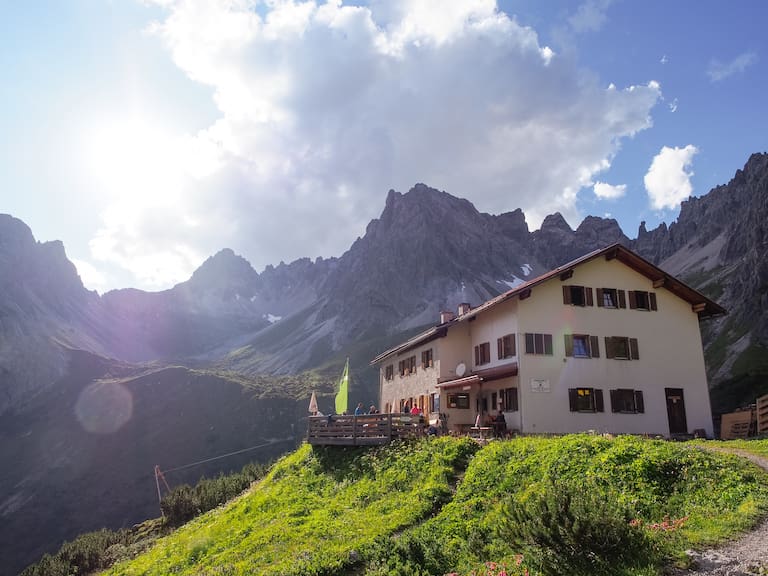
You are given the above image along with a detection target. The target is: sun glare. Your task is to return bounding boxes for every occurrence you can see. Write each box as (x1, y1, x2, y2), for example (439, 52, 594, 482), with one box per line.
(84, 116, 186, 207)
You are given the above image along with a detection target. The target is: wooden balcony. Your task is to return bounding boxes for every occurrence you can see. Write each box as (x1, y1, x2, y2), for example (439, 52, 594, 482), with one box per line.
(307, 414, 425, 446)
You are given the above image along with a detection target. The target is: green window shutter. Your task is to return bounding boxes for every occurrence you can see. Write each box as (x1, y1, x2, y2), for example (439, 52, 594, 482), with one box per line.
(629, 338, 639, 360)
(605, 337, 615, 359)
(628, 290, 637, 309)
(564, 334, 574, 357)
(525, 333, 534, 354)
(595, 389, 605, 412)
(544, 334, 553, 355)
(589, 335, 600, 358)
(618, 290, 627, 308)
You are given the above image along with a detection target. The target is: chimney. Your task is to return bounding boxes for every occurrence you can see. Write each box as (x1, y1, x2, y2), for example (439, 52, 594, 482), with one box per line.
(457, 302, 471, 316)
(440, 310, 456, 324)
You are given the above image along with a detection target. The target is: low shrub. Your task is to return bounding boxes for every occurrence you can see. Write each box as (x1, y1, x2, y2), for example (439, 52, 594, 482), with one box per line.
(498, 479, 657, 576)
(161, 461, 269, 525)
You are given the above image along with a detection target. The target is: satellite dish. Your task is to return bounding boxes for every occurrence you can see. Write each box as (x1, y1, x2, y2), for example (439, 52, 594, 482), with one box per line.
(456, 362, 466, 377)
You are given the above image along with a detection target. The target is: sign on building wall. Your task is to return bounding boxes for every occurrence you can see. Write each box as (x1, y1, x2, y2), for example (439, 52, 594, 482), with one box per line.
(530, 379, 551, 393)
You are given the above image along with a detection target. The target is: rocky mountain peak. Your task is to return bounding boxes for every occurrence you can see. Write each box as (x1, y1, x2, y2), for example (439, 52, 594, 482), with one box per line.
(0, 214, 86, 301)
(575, 216, 629, 249)
(494, 208, 529, 241)
(539, 212, 573, 233)
(185, 248, 260, 298)
(0, 214, 36, 253)
(375, 183, 479, 236)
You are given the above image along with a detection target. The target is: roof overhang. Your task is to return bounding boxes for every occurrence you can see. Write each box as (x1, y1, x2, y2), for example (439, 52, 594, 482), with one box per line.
(474, 362, 519, 381)
(436, 362, 518, 390)
(604, 245, 727, 319)
(436, 375, 481, 389)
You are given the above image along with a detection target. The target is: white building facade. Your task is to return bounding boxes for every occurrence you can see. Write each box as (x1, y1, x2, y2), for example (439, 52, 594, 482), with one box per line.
(371, 244, 725, 438)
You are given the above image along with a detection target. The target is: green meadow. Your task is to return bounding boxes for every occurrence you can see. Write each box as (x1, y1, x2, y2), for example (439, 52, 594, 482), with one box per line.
(55, 435, 768, 576)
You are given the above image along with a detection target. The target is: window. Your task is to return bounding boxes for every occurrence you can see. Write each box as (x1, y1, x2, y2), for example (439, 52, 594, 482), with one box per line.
(564, 334, 600, 358)
(525, 333, 553, 355)
(629, 290, 657, 311)
(497, 334, 516, 359)
(384, 365, 394, 381)
(562, 285, 594, 307)
(596, 288, 626, 309)
(501, 387, 519, 412)
(447, 393, 470, 409)
(421, 348, 434, 369)
(568, 388, 605, 412)
(398, 355, 417, 376)
(610, 389, 645, 413)
(605, 337, 639, 360)
(474, 342, 491, 366)
(431, 393, 439, 412)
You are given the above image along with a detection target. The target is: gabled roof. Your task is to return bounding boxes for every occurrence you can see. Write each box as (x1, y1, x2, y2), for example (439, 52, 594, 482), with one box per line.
(370, 243, 726, 365)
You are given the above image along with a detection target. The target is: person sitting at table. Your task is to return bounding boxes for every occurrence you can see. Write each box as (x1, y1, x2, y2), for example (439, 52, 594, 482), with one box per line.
(493, 411, 507, 438)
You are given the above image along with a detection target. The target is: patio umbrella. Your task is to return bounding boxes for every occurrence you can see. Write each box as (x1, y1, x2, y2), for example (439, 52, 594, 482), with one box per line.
(308, 391, 319, 414)
(474, 413, 481, 428)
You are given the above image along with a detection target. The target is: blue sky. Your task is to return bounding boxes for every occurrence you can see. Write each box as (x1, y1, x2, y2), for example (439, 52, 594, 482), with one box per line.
(1, 0, 765, 292)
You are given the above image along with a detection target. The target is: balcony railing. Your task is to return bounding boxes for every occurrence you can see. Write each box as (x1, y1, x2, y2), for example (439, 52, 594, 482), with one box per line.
(307, 414, 425, 446)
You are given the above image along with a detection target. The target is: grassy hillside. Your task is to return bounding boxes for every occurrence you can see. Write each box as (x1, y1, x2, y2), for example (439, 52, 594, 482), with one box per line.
(104, 435, 768, 576)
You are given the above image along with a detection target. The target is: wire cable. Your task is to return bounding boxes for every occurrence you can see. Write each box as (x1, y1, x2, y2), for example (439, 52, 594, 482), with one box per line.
(162, 438, 294, 474)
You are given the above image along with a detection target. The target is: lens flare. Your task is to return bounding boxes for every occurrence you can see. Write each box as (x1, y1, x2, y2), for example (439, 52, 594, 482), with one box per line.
(75, 381, 133, 434)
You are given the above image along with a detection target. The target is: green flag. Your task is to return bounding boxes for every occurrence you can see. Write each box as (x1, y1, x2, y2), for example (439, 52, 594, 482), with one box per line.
(335, 358, 349, 414)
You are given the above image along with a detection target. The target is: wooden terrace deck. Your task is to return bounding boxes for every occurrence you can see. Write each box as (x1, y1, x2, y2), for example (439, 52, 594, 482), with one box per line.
(307, 414, 426, 446)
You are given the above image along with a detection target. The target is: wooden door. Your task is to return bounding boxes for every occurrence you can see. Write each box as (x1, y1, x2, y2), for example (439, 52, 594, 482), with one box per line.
(665, 388, 688, 435)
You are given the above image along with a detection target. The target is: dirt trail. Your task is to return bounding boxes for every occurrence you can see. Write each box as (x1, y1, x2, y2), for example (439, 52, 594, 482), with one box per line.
(671, 448, 768, 576)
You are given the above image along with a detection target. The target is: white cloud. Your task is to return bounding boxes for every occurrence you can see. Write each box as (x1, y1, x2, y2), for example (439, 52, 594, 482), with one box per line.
(707, 51, 757, 82)
(89, 0, 661, 289)
(644, 145, 698, 210)
(593, 181, 626, 199)
(660, 54, 668, 64)
(568, 0, 614, 34)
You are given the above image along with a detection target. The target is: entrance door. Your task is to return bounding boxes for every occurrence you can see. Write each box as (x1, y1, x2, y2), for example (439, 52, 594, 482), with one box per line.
(665, 388, 688, 435)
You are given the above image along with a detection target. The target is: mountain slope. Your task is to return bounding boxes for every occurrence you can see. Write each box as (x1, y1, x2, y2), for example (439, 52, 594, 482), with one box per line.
(0, 350, 306, 576)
